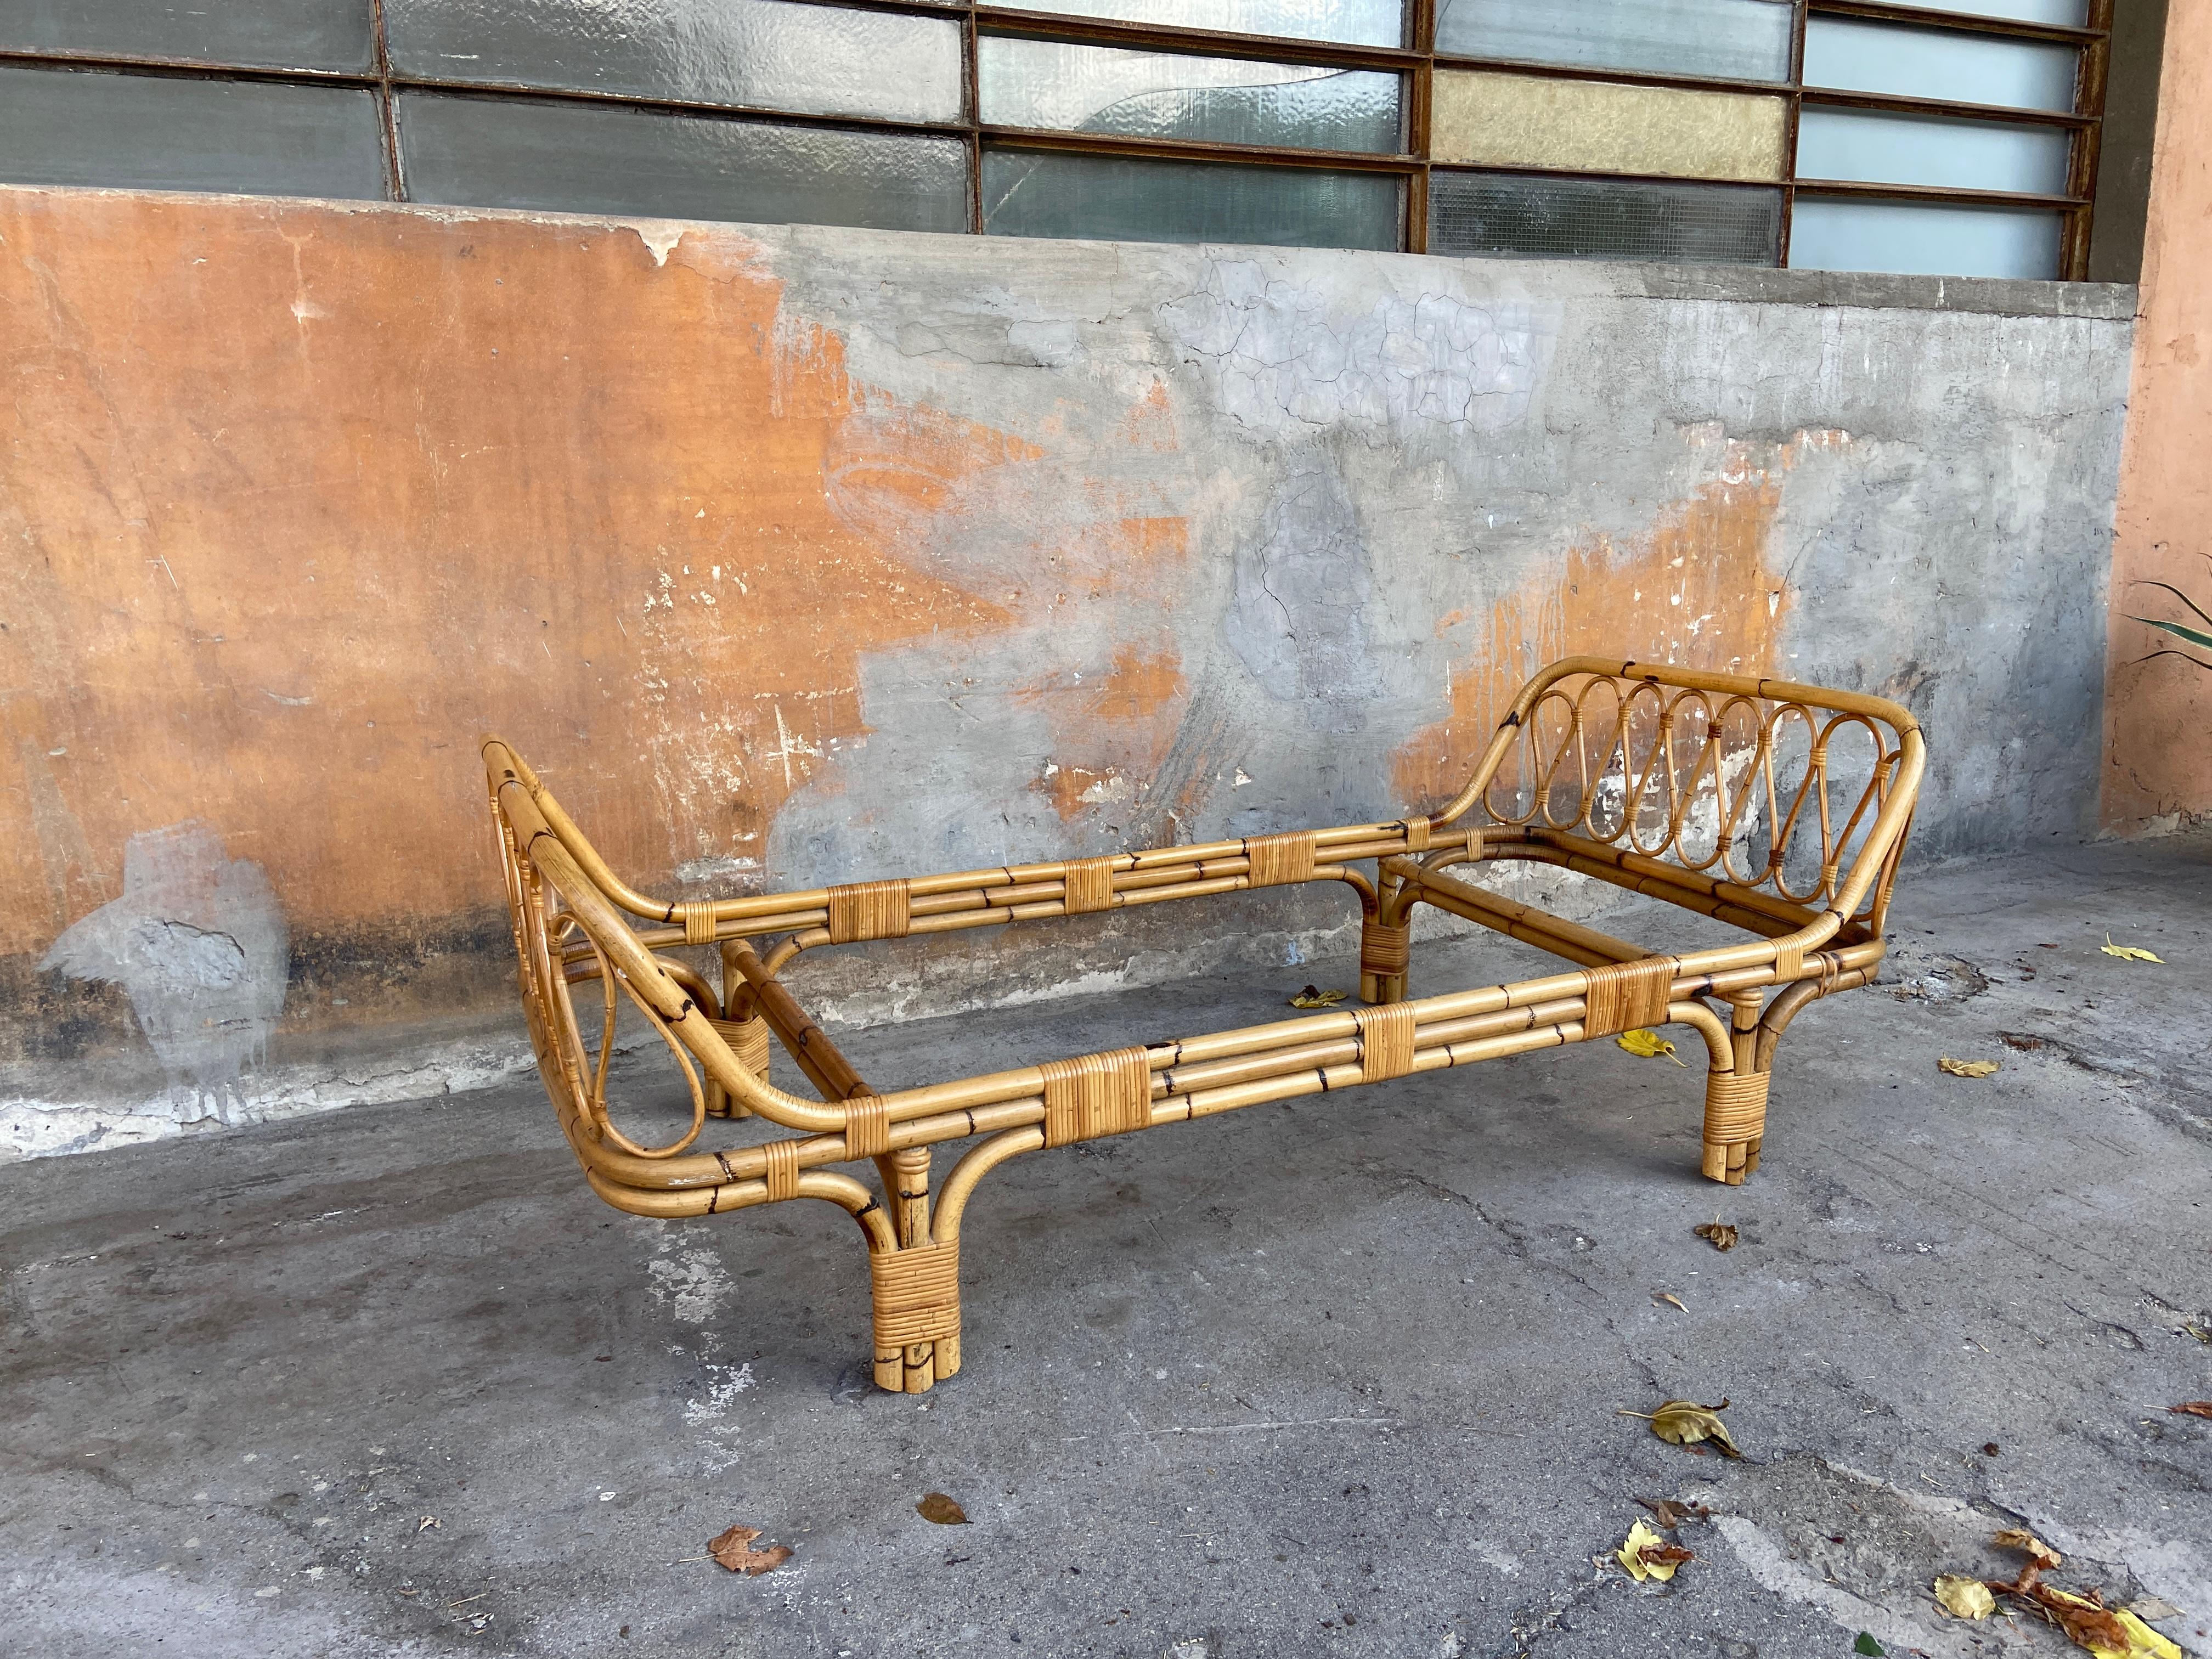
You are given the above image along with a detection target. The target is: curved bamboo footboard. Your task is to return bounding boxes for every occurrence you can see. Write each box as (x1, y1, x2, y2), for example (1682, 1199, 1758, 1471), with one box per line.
(482, 656, 1923, 1391)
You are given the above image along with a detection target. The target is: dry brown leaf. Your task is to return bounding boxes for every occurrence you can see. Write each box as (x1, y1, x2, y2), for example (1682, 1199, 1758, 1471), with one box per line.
(1635, 1496, 1711, 1530)
(1934, 1575, 1996, 1620)
(916, 1493, 969, 1525)
(1994, 1528, 2063, 1570)
(1615, 1519, 1695, 1582)
(1692, 1221, 1739, 1252)
(1939, 1057, 2001, 1078)
(2166, 1401, 2212, 1419)
(1622, 1398, 1740, 1458)
(1654, 1292, 1689, 1313)
(1289, 985, 1348, 1009)
(2024, 1585, 2183, 1659)
(707, 1524, 792, 1576)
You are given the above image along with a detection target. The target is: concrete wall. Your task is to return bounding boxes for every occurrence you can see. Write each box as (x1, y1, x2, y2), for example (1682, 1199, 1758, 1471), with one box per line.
(0, 185, 2134, 1156)
(2103, 0, 2212, 837)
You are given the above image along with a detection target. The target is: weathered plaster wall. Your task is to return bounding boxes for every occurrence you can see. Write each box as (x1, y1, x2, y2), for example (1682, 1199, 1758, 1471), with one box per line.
(2103, 0, 2212, 837)
(0, 186, 2132, 1155)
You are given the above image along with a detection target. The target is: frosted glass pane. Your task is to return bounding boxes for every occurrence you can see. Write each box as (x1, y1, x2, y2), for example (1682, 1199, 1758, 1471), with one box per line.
(1436, 0, 1791, 84)
(1788, 196, 2062, 278)
(982, 149, 1399, 248)
(988, 0, 1403, 48)
(1802, 17, 2079, 112)
(981, 38, 1400, 153)
(1431, 170, 1779, 264)
(1917, 0, 2084, 22)
(387, 0, 962, 123)
(399, 93, 967, 232)
(0, 64, 387, 198)
(0, 0, 373, 71)
(1432, 70, 1786, 182)
(1797, 107, 2070, 194)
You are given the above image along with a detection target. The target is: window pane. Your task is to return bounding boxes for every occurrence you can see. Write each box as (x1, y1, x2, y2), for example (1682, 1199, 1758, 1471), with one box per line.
(1436, 0, 1791, 85)
(1430, 170, 1779, 264)
(0, 0, 374, 71)
(399, 93, 967, 233)
(0, 64, 387, 198)
(981, 149, 1400, 248)
(1788, 196, 2062, 278)
(1797, 108, 2071, 195)
(987, 1, 1403, 48)
(1432, 70, 1786, 182)
(1916, 0, 2085, 22)
(387, 0, 962, 125)
(1802, 18, 2079, 112)
(979, 37, 1402, 153)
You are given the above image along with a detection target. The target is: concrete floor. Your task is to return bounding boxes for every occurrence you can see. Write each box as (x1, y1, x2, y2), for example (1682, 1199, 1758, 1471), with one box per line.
(3, 838, 2209, 1659)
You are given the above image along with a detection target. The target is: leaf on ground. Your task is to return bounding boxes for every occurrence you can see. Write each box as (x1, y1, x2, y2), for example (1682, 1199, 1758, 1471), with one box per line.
(1621, 1398, 1740, 1458)
(2182, 1321, 2211, 1345)
(1654, 1292, 1689, 1313)
(1854, 1633, 1885, 1656)
(1934, 1575, 1996, 1620)
(1938, 1057, 2001, 1078)
(2101, 934, 2164, 963)
(1289, 985, 1348, 1008)
(1692, 1221, 1739, 1252)
(1635, 1496, 1711, 1530)
(707, 1524, 792, 1576)
(2026, 1585, 2183, 1659)
(916, 1493, 969, 1525)
(2168, 1401, 2212, 1419)
(1615, 1519, 1695, 1582)
(1994, 1528, 2064, 1570)
(1617, 1028, 1688, 1065)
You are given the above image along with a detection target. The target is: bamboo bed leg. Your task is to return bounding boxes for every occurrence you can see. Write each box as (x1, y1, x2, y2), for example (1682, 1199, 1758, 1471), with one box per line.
(705, 942, 764, 1119)
(893, 1148, 935, 1392)
(867, 1145, 961, 1395)
(1702, 991, 1770, 1184)
(1361, 870, 1411, 1006)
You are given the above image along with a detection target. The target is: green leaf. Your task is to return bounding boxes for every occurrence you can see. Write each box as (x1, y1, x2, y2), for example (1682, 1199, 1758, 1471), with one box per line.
(1854, 1634, 1885, 1656)
(2129, 614, 2212, 651)
(2131, 579, 2212, 631)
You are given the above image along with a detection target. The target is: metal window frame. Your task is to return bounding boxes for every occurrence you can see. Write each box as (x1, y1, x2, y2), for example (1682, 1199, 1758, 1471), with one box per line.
(0, 0, 2117, 277)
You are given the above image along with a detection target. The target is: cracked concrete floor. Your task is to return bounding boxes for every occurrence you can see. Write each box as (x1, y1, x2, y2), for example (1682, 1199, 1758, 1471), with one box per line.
(2, 836, 2209, 1659)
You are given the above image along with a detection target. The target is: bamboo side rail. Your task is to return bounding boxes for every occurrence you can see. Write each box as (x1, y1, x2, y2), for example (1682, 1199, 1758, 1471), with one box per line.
(483, 656, 1923, 1391)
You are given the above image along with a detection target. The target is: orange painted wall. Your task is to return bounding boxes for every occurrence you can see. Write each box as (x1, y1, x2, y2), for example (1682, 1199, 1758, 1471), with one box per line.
(2103, 0, 2212, 834)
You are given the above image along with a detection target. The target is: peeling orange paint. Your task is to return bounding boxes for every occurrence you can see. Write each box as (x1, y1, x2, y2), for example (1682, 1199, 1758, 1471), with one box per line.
(1393, 442, 1791, 810)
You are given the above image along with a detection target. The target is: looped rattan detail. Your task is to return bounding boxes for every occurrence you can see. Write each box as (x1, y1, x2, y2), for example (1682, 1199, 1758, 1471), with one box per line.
(870, 1240, 961, 1351)
(1244, 830, 1316, 888)
(844, 1091, 891, 1159)
(1353, 1002, 1418, 1083)
(1581, 956, 1678, 1037)
(678, 901, 719, 945)
(1360, 919, 1411, 976)
(1037, 1047, 1152, 1147)
(1703, 1069, 1770, 1142)
(827, 879, 911, 944)
(761, 1139, 800, 1202)
(1062, 855, 1116, 916)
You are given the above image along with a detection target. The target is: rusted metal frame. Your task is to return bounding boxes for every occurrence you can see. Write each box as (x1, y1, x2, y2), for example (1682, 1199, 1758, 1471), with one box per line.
(1800, 84, 2091, 127)
(0, 48, 377, 82)
(972, 5, 1423, 71)
(1806, 0, 2104, 47)
(1429, 51, 1798, 100)
(981, 123, 1417, 173)
(1792, 178, 2089, 209)
(1425, 160, 1787, 199)
(1782, 0, 1807, 265)
(965, 1, 984, 234)
(2064, 0, 2115, 281)
(1406, 0, 1435, 253)
(369, 0, 407, 202)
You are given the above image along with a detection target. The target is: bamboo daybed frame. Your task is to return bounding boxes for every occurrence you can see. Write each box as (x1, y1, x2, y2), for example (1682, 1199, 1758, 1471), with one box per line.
(484, 656, 1922, 1393)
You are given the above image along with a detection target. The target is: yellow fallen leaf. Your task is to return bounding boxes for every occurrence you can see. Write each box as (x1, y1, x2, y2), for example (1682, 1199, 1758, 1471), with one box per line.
(1938, 1057, 2001, 1078)
(1616, 1519, 1695, 1582)
(1616, 1027, 1689, 1065)
(1654, 1292, 1689, 1313)
(2032, 1587, 2182, 1659)
(1934, 1575, 1995, 1620)
(2101, 934, 2163, 963)
(1620, 1398, 1740, 1458)
(1289, 985, 1348, 1008)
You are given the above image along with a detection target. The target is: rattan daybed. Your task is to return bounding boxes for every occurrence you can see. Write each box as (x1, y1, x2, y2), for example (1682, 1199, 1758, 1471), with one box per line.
(484, 657, 1922, 1393)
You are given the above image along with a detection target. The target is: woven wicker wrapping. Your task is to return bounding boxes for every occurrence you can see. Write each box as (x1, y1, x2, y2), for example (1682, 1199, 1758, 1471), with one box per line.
(707, 1014, 770, 1078)
(844, 1090, 891, 1159)
(678, 901, 718, 945)
(1038, 1047, 1152, 1147)
(870, 1240, 961, 1350)
(1359, 919, 1411, 977)
(761, 1139, 800, 1202)
(1703, 1070, 1770, 1142)
(1353, 1002, 1418, 1083)
(1401, 817, 1431, 851)
(826, 879, 911, 944)
(1062, 856, 1116, 916)
(1771, 938, 1804, 982)
(1244, 830, 1316, 888)
(1582, 956, 1677, 1036)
